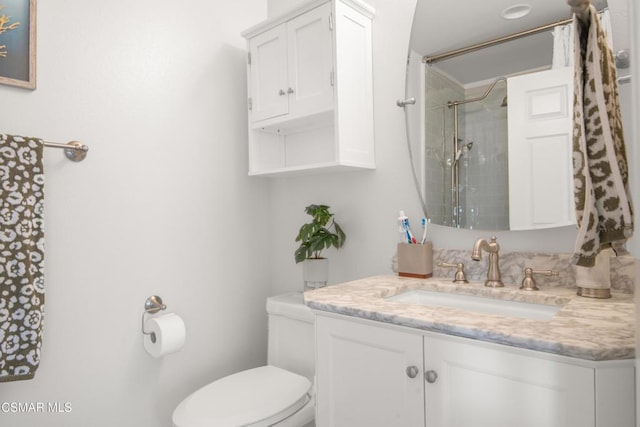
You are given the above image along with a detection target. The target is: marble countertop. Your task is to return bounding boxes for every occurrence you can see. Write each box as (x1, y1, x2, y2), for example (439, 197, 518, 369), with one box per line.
(304, 275, 636, 361)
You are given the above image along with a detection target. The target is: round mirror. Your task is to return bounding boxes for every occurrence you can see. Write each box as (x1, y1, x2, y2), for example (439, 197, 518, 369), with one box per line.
(406, 0, 608, 231)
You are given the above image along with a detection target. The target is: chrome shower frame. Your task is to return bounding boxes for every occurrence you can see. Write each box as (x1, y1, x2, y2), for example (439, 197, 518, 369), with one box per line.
(446, 77, 506, 227)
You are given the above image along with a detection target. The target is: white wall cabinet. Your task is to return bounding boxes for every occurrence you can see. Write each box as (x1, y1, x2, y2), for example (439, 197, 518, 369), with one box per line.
(242, 0, 375, 176)
(315, 313, 635, 427)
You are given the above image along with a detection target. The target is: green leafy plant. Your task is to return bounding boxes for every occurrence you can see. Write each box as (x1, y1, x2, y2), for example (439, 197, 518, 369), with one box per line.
(294, 204, 346, 264)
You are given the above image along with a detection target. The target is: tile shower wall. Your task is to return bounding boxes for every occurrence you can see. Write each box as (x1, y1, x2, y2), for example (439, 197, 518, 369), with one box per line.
(424, 67, 464, 226)
(425, 69, 509, 230)
(461, 84, 509, 230)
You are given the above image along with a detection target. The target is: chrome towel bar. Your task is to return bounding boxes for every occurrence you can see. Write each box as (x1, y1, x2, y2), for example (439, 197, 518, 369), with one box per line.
(43, 140, 89, 162)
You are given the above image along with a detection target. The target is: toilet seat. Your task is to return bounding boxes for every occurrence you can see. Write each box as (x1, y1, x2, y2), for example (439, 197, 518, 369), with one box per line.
(172, 365, 312, 427)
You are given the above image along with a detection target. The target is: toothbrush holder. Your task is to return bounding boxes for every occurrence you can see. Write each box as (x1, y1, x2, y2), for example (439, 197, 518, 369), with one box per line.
(397, 242, 433, 278)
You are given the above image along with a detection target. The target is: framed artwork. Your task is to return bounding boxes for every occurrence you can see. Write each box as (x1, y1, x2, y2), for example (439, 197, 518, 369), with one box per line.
(0, 0, 36, 89)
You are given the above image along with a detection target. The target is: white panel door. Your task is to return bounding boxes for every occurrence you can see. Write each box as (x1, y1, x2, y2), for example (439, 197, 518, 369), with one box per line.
(286, 3, 334, 118)
(424, 334, 595, 427)
(507, 67, 575, 230)
(249, 24, 288, 122)
(316, 315, 425, 427)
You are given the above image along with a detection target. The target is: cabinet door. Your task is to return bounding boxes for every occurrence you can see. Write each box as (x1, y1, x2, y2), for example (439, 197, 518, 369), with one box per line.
(286, 3, 334, 118)
(423, 334, 595, 427)
(316, 315, 425, 427)
(249, 24, 289, 122)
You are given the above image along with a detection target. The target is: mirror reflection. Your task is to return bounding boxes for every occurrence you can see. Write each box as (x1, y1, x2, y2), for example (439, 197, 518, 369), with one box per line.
(407, 0, 610, 231)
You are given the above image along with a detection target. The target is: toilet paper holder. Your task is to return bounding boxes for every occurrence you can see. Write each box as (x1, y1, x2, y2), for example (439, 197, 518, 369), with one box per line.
(142, 295, 167, 342)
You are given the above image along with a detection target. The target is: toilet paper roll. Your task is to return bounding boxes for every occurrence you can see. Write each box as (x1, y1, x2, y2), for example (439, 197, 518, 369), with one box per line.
(143, 313, 186, 358)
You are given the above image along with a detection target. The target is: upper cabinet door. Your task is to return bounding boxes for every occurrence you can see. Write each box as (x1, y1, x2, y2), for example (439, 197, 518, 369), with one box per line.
(249, 24, 289, 122)
(248, 3, 333, 124)
(286, 3, 334, 117)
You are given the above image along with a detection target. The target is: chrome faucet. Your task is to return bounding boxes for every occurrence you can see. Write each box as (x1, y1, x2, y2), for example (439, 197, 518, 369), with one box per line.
(471, 236, 504, 288)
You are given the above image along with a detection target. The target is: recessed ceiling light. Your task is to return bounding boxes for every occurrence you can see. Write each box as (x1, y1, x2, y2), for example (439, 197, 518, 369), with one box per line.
(501, 4, 532, 20)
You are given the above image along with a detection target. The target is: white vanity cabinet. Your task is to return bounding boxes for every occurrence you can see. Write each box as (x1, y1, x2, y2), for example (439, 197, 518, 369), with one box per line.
(315, 314, 425, 426)
(423, 334, 594, 427)
(315, 313, 635, 427)
(241, 0, 375, 176)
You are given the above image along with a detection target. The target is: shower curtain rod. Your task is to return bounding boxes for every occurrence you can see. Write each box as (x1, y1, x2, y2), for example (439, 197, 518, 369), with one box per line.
(423, 18, 574, 64)
(43, 140, 89, 162)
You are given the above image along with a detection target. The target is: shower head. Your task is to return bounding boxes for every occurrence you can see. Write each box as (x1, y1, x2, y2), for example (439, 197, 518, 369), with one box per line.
(453, 141, 474, 165)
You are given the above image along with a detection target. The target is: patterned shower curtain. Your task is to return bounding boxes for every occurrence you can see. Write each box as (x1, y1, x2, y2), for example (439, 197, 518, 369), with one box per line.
(0, 134, 45, 381)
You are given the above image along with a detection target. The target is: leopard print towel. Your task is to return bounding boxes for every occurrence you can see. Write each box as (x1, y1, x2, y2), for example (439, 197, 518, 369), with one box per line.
(0, 134, 45, 382)
(571, 6, 634, 267)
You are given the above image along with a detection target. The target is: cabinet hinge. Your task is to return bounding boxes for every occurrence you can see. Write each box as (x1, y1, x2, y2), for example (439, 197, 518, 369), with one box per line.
(330, 70, 334, 87)
(248, 97, 252, 111)
(329, 13, 333, 31)
(247, 52, 251, 65)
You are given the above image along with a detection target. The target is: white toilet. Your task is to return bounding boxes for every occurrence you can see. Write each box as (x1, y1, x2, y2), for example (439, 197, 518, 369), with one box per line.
(172, 293, 315, 427)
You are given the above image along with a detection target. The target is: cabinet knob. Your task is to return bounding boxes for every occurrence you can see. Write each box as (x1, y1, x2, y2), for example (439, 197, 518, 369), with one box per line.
(406, 365, 419, 379)
(278, 89, 286, 96)
(287, 87, 295, 94)
(425, 370, 438, 384)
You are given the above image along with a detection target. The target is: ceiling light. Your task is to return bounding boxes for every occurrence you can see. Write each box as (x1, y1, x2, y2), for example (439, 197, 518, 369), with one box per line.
(501, 4, 532, 20)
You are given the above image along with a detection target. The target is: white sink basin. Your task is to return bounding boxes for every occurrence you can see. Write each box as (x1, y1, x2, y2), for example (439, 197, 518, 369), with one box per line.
(386, 289, 561, 320)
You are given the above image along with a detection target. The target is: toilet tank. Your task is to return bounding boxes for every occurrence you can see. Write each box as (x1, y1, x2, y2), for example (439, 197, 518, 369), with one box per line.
(266, 293, 315, 382)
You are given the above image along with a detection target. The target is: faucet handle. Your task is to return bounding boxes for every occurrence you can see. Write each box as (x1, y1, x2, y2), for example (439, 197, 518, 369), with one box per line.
(520, 268, 559, 291)
(438, 262, 469, 283)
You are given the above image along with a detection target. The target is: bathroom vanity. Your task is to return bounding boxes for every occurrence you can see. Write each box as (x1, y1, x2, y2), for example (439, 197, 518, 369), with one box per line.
(305, 275, 635, 427)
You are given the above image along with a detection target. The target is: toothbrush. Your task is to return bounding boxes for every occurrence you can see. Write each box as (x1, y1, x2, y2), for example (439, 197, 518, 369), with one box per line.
(420, 217, 430, 244)
(398, 211, 409, 243)
(398, 211, 417, 244)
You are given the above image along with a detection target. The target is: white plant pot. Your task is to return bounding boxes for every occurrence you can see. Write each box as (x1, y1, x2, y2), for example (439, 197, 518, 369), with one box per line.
(303, 258, 329, 291)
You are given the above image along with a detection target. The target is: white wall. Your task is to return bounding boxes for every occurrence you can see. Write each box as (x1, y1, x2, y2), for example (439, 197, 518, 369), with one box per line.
(0, 1, 269, 426)
(626, 0, 640, 423)
(267, 0, 422, 295)
(611, 0, 639, 259)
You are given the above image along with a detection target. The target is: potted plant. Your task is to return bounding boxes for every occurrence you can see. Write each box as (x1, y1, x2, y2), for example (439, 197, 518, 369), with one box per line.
(294, 204, 346, 290)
